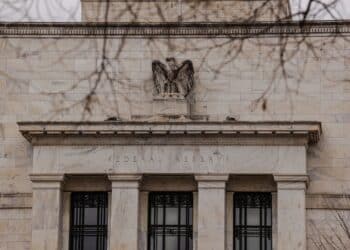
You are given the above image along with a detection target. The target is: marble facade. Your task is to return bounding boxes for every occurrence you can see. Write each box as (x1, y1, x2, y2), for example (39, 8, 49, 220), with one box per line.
(0, 0, 350, 249)
(17, 121, 318, 250)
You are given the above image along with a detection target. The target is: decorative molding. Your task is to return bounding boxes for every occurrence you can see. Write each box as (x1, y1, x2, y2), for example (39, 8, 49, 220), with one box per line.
(1, 21, 350, 38)
(273, 174, 309, 183)
(30, 173, 65, 182)
(18, 121, 322, 145)
(274, 174, 309, 190)
(108, 174, 143, 182)
(30, 174, 65, 189)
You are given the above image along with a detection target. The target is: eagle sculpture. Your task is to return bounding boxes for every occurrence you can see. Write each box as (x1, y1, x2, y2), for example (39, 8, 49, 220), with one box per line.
(152, 58, 194, 97)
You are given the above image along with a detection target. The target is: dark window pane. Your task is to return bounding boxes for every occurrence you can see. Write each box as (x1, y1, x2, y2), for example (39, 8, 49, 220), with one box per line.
(234, 193, 272, 250)
(180, 207, 187, 225)
(84, 237, 96, 250)
(235, 207, 240, 225)
(69, 192, 108, 250)
(166, 236, 178, 250)
(188, 208, 192, 226)
(247, 208, 260, 225)
(266, 209, 272, 226)
(247, 236, 259, 249)
(157, 207, 164, 225)
(267, 237, 272, 249)
(84, 207, 97, 225)
(148, 192, 193, 250)
(166, 207, 178, 225)
(156, 235, 163, 249)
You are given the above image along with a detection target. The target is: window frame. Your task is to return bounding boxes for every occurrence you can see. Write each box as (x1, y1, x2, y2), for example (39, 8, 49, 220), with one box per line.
(69, 192, 108, 250)
(147, 191, 193, 250)
(233, 192, 272, 250)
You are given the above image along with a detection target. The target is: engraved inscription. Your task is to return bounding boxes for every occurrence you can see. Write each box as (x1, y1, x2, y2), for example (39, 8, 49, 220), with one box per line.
(114, 152, 226, 167)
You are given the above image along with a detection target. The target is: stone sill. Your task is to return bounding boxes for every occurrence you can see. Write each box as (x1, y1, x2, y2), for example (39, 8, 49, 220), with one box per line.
(18, 121, 321, 145)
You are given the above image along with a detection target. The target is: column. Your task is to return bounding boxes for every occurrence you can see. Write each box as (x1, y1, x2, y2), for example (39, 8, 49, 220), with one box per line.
(195, 174, 229, 250)
(274, 175, 308, 250)
(30, 174, 65, 250)
(108, 174, 142, 250)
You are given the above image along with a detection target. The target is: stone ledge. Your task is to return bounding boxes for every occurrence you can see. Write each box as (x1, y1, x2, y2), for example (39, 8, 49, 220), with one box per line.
(18, 121, 322, 145)
(1, 21, 350, 38)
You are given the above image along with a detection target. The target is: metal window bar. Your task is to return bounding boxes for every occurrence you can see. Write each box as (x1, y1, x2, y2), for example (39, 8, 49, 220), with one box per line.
(234, 192, 272, 250)
(69, 192, 108, 250)
(148, 192, 193, 250)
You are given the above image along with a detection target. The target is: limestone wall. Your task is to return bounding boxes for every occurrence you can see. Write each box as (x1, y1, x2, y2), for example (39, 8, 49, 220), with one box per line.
(81, 0, 290, 22)
(0, 34, 349, 248)
(0, 208, 31, 250)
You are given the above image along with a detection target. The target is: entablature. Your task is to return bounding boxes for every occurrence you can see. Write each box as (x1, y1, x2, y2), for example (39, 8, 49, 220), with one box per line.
(18, 121, 321, 146)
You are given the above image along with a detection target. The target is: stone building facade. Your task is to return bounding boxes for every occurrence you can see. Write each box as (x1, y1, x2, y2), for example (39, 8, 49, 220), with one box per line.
(0, 1, 350, 250)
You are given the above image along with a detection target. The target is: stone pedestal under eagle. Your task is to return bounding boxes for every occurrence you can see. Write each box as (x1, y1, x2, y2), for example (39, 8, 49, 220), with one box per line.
(152, 58, 194, 97)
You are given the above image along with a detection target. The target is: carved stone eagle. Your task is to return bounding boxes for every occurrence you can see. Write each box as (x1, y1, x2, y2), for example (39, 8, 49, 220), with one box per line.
(152, 58, 194, 97)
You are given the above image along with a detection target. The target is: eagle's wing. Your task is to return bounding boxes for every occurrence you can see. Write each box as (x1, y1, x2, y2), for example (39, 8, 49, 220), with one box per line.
(175, 60, 194, 96)
(152, 60, 168, 95)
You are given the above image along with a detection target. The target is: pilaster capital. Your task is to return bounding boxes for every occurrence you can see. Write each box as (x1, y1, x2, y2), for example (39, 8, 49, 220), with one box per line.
(195, 174, 229, 182)
(30, 174, 65, 190)
(273, 175, 309, 190)
(195, 174, 229, 189)
(108, 174, 143, 189)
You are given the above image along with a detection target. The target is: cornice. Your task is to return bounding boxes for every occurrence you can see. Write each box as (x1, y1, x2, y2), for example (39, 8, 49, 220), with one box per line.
(0, 21, 349, 38)
(17, 120, 322, 145)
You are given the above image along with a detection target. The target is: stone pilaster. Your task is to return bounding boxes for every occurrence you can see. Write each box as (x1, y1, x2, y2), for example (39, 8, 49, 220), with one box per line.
(195, 174, 229, 250)
(274, 175, 308, 250)
(108, 174, 142, 250)
(30, 174, 65, 250)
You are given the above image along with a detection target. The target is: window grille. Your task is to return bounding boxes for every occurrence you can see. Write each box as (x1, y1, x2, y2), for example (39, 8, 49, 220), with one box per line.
(234, 192, 272, 250)
(148, 192, 193, 250)
(69, 192, 108, 250)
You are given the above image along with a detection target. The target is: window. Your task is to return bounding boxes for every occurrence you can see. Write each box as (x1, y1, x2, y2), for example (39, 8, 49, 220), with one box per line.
(69, 192, 108, 250)
(148, 192, 193, 250)
(234, 192, 272, 250)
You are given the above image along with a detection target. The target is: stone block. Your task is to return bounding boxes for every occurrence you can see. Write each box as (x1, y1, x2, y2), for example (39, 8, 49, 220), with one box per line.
(152, 96, 189, 117)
